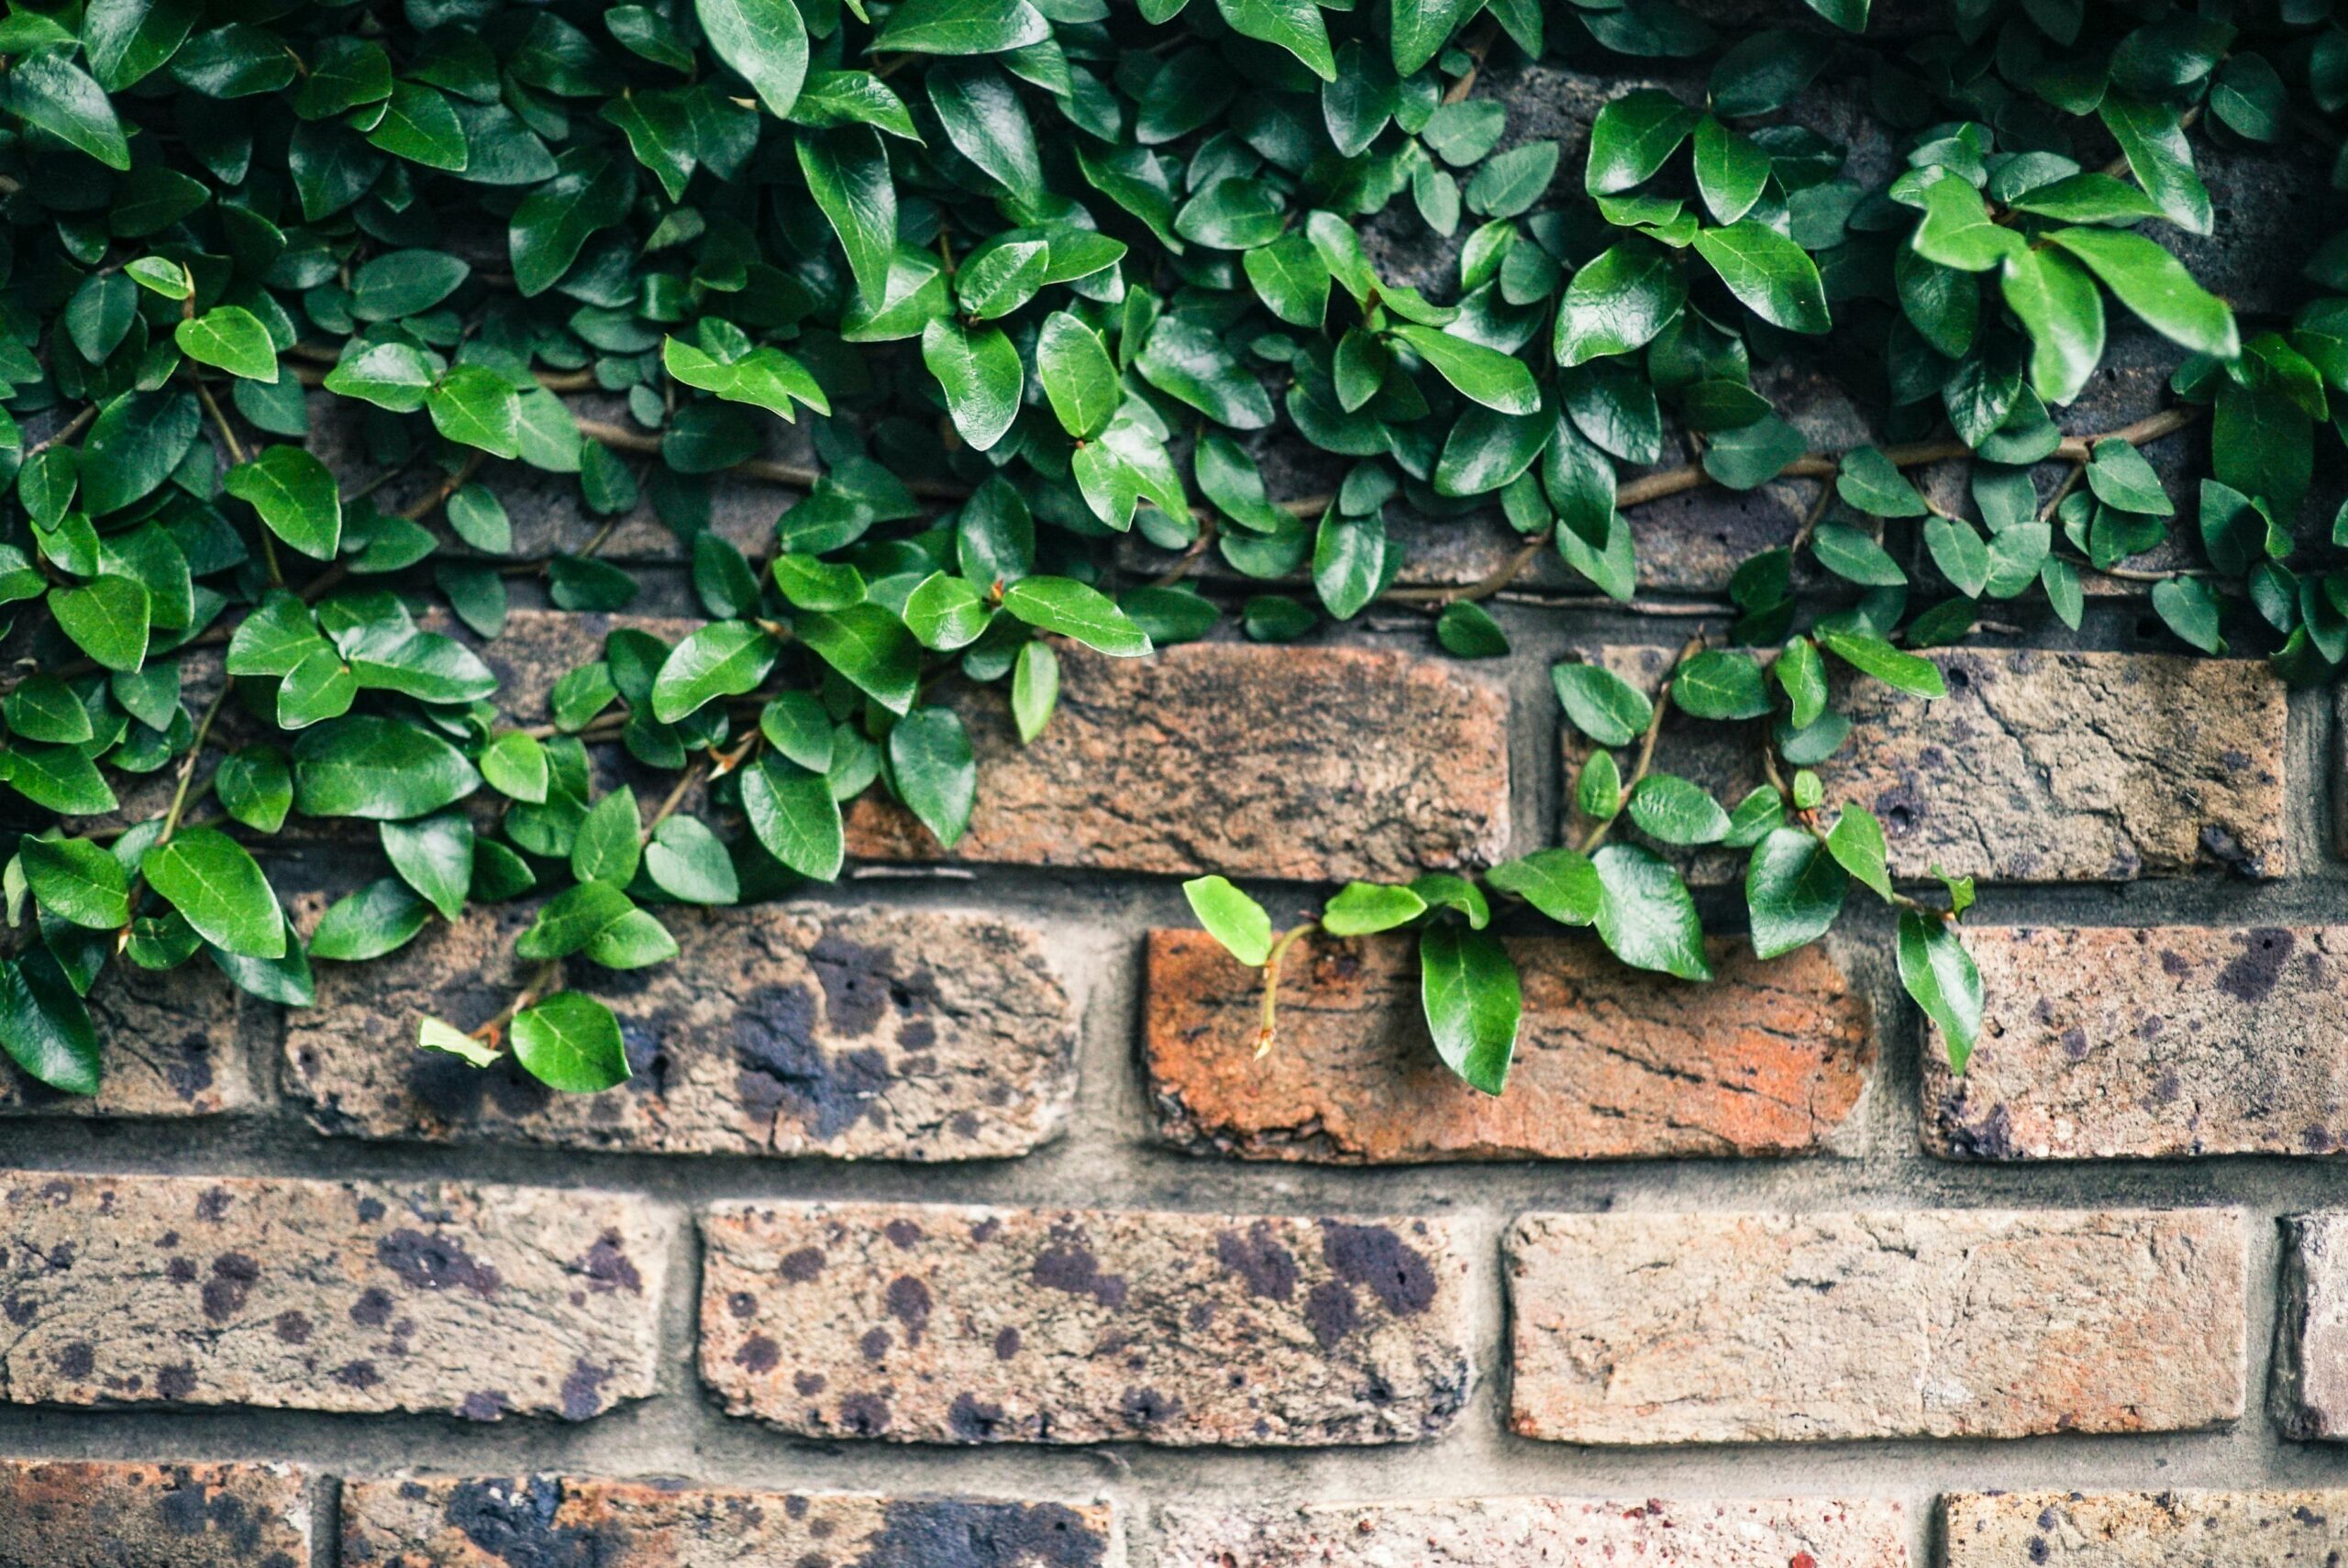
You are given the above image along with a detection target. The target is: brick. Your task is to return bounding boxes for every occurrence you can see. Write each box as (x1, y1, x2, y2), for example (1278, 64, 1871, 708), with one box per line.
(1924, 926, 2348, 1159)
(1506, 1208, 2244, 1443)
(449, 608, 700, 724)
(1943, 1490, 2348, 1565)
(1145, 928, 1873, 1163)
(2272, 1213, 2348, 1440)
(699, 1200, 1473, 1445)
(0, 1458, 310, 1567)
(339, 1475, 1122, 1566)
(1158, 1496, 1911, 1567)
(1564, 646, 2286, 882)
(286, 901, 1074, 1159)
(0, 964, 247, 1118)
(0, 1170, 661, 1420)
(845, 642, 1511, 881)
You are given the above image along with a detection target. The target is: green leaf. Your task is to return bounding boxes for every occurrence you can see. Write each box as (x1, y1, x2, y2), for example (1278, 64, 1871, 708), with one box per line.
(426, 364, 523, 458)
(1320, 881, 1428, 937)
(1591, 843, 1711, 981)
(1816, 628, 1947, 697)
(2099, 94, 2212, 236)
(1485, 847, 1601, 927)
(646, 815, 739, 905)
(1311, 513, 1385, 619)
(174, 305, 279, 381)
(223, 447, 342, 560)
(1001, 576, 1152, 657)
(2152, 575, 2226, 653)
(1390, 0, 1481, 73)
(650, 621, 779, 723)
(418, 1017, 499, 1069)
(515, 881, 638, 960)
(1899, 909, 1983, 1072)
(0, 952, 102, 1096)
(922, 317, 1023, 450)
(84, 0, 201, 93)
(1183, 874, 1272, 966)
(1011, 639, 1059, 743)
(2046, 226, 2238, 359)
(1213, 0, 1335, 80)
(2000, 246, 2105, 406)
(695, 0, 807, 117)
(144, 827, 283, 958)
(364, 80, 468, 170)
(1419, 922, 1520, 1096)
(799, 125, 897, 310)
(292, 715, 482, 820)
(1692, 116, 1769, 225)
(1391, 325, 1539, 415)
(1552, 662, 1651, 745)
(888, 706, 976, 848)
(307, 878, 431, 961)
(663, 338, 828, 420)
(50, 577, 150, 673)
(350, 248, 469, 320)
(1826, 804, 1894, 900)
(1036, 311, 1121, 439)
(0, 54, 131, 170)
(795, 604, 920, 713)
(1628, 774, 1731, 845)
(1585, 89, 1700, 195)
(571, 787, 643, 887)
(1670, 649, 1771, 720)
(1692, 221, 1830, 333)
(870, 0, 1048, 53)
(1745, 825, 1848, 959)
(512, 991, 632, 1091)
(20, 837, 130, 929)
(481, 731, 550, 803)
(1910, 176, 2021, 272)
(1556, 242, 1687, 368)
(2084, 438, 2175, 516)
(382, 812, 473, 921)
(742, 757, 845, 879)
(1836, 446, 1928, 517)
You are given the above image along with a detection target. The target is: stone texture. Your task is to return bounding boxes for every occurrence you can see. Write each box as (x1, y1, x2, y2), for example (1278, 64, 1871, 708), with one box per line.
(0, 1458, 311, 1567)
(699, 1201, 1474, 1446)
(286, 901, 1075, 1160)
(1145, 929, 1874, 1163)
(1565, 646, 2287, 882)
(1507, 1208, 2245, 1444)
(2273, 1213, 2348, 1440)
(845, 643, 1512, 882)
(1158, 1496, 1911, 1567)
(0, 1170, 662, 1420)
(450, 608, 701, 724)
(339, 1474, 1123, 1567)
(1925, 926, 2348, 1160)
(0, 963, 248, 1118)
(1943, 1490, 2348, 1566)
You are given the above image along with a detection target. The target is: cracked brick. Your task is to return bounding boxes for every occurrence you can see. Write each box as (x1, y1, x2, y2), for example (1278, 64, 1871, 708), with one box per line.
(0, 1171, 662, 1420)
(700, 1201, 1474, 1445)
(1507, 1208, 2245, 1443)
(0, 1459, 310, 1567)
(285, 901, 1075, 1159)
(1145, 928, 1873, 1163)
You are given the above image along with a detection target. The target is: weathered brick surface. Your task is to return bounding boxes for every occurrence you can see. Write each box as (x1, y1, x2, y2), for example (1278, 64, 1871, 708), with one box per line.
(286, 902, 1074, 1160)
(0, 964, 246, 1119)
(339, 1474, 1122, 1567)
(1943, 1490, 2348, 1565)
(1925, 926, 2348, 1160)
(1145, 929, 1873, 1163)
(2274, 1213, 2348, 1441)
(0, 1171, 662, 1420)
(1566, 646, 2287, 882)
(1507, 1209, 2245, 1443)
(451, 608, 701, 723)
(845, 643, 1512, 881)
(699, 1201, 1474, 1445)
(0, 1458, 310, 1567)
(1158, 1496, 1910, 1566)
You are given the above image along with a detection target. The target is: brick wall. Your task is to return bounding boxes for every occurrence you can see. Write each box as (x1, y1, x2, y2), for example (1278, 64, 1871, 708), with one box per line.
(7, 77, 2348, 1568)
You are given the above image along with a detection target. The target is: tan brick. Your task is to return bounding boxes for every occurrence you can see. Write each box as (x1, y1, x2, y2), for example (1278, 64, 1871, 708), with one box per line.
(699, 1200, 1473, 1445)
(286, 902, 1074, 1159)
(0, 1458, 310, 1567)
(0, 964, 248, 1119)
(0, 1170, 661, 1420)
(1507, 1208, 2244, 1444)
(2275, 1213, 2348, 1440)
(1925, 926, 2348, 1159)
(1145, 929, 1873, 1163)
(1159, 1496, 1911, 1567)
(1943, 1490, 2348, 1565)
(845, 642, 1512, 881)
(339, 1474, 1123, 1567)
(1565, 646, 2285, 882)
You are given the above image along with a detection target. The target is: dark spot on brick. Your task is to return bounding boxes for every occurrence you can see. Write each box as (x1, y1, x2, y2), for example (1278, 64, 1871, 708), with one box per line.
(53, 1341, 93, 1377)
(377, 1230, 503, 1297)
(735, 1334, 781, 1374)
(578, 1231, 642, 1294)
(969, 1217, 1002, 1242)
(885, 1275, 931, 1345)
(459, 1390, 510, 1421)
(2218, 929, 2295, 1004)
(166, 1255, 196, 1285)
(734, 982, 893, 1138)
(156, 1363, 196, 1399)
(2061, 1026, 2089, 1060)
(837, 1391, 891, 1435)
(273, 1309, 313, 1345)
(333, 1360, 382, 1390)
(853, 1500, 1107, 1568)
(0, 1295, 29, 1326)
(1215, 1223, 1299, 1301)
(884, 1219, 924, 1250)
(900, 1019, 937, 1051)
(1319, 1220, 1436, 1316)
(445, 1476, 616, 1567)
(2028, 1539, 2049, 1564)
(1187, 1302, 1215, 1330)
(1031, 1242, 1128, 1308)
(1303, 1279, 1359, 1349)
(202, 1253, 259, 1322)
(948, 1390, 1009, 1441)
(795, 1370, 828, 1396)
(781, 1247, 825, 1283)
(993, 1327, 1021, 1360)
(357, 1197, 386, 1223)
(1937, 1098, 2015, 1160)
(1119, 1386, 1180, 1427)
(408, 1046, 556, 1124)
(860, 1326, 892, 1362)
(2160, 949, 2191, 977)
(559, 1358, 612, 1419)
(195, 1188, 231, 1222)
(728, 1290, 759, 1318)
(350, 1286, 395, 1327)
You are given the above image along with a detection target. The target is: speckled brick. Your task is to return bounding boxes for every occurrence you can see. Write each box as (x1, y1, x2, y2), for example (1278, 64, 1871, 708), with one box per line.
(699, 1201, 1474, 1445)
(0, 1170, 662, 1420)
(0, 964, 247, 1119)
(1564, 646, 2285, 883)
(844, 643, 1511, 882)
(2272, 1214, 2348, 1440)
(1925, 926, 2348, 1159)
(1158, 1496, 1911, 1566)
(339, 1474, 1123, 1567)
(1507, 1209, 2244, 1444)
(1943, 1490, 2348, 1564)
(285, 902, 1074, 1160)
(0, 1459, 310, 1567)
(1145, 929, 1874, 1163)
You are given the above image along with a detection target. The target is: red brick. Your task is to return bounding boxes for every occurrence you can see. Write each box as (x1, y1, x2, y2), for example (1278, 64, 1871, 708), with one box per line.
(0, 1459, 310, 1566)
(1145, 929, 1873, 1162)
(699, 1200, 1473, 1445)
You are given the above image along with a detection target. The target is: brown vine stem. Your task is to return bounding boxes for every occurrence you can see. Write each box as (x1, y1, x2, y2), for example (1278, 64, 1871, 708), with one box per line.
(467, 957, 561, 1046)
(24, 404, 95, 458)
(1442, 17, 1501, 104)
(1758, 746, 1942, 919)
(1255, 922, 1318, 1057)
(118, 679, 236, 951)
(1574, 632, 1707, 855)
(1383, 527, 1554, 606)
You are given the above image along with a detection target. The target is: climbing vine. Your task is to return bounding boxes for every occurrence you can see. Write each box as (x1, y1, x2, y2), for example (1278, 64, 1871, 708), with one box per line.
(0, 0, 2328, 1096)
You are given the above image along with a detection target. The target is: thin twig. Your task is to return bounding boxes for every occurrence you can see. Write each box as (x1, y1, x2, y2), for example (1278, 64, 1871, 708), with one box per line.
(1574, 633, 1706, 854)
